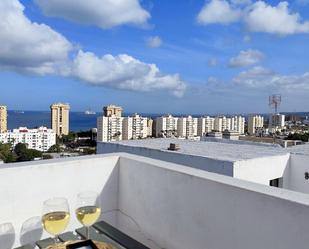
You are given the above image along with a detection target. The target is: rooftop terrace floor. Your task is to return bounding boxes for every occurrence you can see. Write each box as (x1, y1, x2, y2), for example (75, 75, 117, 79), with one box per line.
(109, 138, 288, 162)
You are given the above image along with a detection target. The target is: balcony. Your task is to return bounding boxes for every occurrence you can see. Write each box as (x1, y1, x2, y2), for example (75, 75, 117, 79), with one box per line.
(0, 153, 309, 249)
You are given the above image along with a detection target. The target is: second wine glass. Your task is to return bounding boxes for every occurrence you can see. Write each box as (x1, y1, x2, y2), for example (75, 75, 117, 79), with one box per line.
(75, 191, 101, 240)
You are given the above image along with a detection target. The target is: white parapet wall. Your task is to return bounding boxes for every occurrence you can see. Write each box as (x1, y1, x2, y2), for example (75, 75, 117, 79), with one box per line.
(97, 142, 235, 176)
(233, 154, 290, 185)
(0, 155, 120, 248)
(0, 153, 309, 249)
(118, 155, 309, 249)
(284, 154, 309, 194)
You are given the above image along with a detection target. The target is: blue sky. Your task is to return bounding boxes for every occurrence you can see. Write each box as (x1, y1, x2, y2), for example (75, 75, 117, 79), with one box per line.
(1, 0, 309, 114)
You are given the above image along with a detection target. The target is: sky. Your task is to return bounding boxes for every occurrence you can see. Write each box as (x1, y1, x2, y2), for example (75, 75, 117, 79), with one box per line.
(1, 0, 309, 114)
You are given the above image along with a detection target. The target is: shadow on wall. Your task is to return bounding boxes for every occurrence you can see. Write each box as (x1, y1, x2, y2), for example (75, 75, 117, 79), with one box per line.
(20, 216, 43, 248)
(96, 161, 162, 249)
(0, 222, 15, 249)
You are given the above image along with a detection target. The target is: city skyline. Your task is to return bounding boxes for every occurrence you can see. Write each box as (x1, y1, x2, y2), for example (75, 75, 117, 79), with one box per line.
(1, 0, 309, 113)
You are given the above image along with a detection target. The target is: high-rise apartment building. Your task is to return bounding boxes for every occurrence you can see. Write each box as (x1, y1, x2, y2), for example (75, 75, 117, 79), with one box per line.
(155, 115, 178, 137)
(234, 116, 245, 134)
(214, 116, 225, 132)
(177, 116, 197, 138)
(104, 105, 123, 117)
(214, 116, 245, 134)
(122, 114, 148, 140)
(97, 116, 123, 142)
(197, 116, 215, 136)
(248, 115, 264, 135)
(147, 119, 153, 137)
(97, 105, 124, 142)
(50, 103, 70, 136)
(0, 105, 7, 133)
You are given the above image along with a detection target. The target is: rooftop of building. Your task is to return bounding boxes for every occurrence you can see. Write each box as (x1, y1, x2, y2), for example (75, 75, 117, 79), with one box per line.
(286, 142, 309, 156)
(108, 138, 288, 162)
(1, 153, 309, 249)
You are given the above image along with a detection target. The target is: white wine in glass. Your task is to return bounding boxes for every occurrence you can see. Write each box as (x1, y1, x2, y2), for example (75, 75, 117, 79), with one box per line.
(42, 198, 70, 245)
(75, 191, 101, 239)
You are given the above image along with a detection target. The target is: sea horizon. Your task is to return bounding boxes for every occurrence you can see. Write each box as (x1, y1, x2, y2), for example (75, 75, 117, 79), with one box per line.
(6, 110, 309, 132)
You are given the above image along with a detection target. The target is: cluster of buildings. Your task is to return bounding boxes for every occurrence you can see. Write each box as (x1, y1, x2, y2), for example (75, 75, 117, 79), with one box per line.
(96, 105, 289, 143)
(97, 105, 249, 142)
(97, 105, 152, 142)
(0, 103, 70, 151)
(156, 115, 245, 138)
(0, 102, 289, 149)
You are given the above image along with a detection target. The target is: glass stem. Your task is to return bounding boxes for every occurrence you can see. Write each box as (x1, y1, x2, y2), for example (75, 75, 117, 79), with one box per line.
(54, 236, 58, 245)
(87, 226, 90, 240)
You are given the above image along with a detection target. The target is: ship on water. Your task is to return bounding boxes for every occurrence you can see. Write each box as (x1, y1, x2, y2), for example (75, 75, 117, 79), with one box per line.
(84, 109, 96, 115)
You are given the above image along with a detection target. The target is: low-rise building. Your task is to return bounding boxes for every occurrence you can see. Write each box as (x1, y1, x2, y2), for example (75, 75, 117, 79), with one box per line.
(0, 126, 56, 151)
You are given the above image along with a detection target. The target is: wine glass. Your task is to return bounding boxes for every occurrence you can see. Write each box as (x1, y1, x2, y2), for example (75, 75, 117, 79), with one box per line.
(42, 197, 70, 245)
(75, 191, 101, 240)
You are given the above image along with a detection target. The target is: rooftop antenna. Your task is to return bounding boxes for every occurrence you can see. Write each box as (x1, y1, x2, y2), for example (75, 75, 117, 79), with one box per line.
(269, 94, 281, 114)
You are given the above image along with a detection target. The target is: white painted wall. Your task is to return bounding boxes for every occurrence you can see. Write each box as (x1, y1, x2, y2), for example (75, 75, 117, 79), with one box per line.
(0, 155, 119, 248)
(233, 154, 290, 185)
(1, 153, 309, 249)
(118, 155, 309, 249)
(284, 154, 309, 194)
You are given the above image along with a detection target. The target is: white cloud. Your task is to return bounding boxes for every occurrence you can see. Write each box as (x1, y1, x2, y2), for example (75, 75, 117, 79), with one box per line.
(0, 0, 72, 75)
(68, 50, 186, 97)
(228, 49, 264, 67)
(233, 66, 275, 87)
(145, 36, 162, 48)
(197, 0, 241, 25)
(197, 1, 309, 35)
(0, 0, 185, 97)
(233, 66, 309, 92)
(245, 1, 309, 35)
(35, 0, 150, 29)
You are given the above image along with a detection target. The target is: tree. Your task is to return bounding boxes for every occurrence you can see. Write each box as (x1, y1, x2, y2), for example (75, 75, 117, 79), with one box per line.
(17, 149, 42, 162)
(48, 144, 61, 153)
(59, 132, 76, 144)
(14, 143, 27, 156)
(0, 143, 17, 163)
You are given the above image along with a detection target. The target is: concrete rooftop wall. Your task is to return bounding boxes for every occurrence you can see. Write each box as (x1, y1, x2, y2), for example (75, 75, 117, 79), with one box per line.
(284, 154, 309, 194)
(233, 154, 290, 185)
(97, 142, 234, 176)
(0, 153, 309, 249)
(118, 155, 309, 249)
(0, 155, 120, 248)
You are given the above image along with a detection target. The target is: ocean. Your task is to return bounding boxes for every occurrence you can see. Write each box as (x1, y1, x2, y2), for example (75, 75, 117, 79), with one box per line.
(8, 111, 101, 132)
(7, 111, 309, 132)
(7, 111, 162, 132)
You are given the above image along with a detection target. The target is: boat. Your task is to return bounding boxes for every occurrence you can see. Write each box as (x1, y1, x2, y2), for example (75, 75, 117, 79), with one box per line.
(84, 109, 96, 115)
